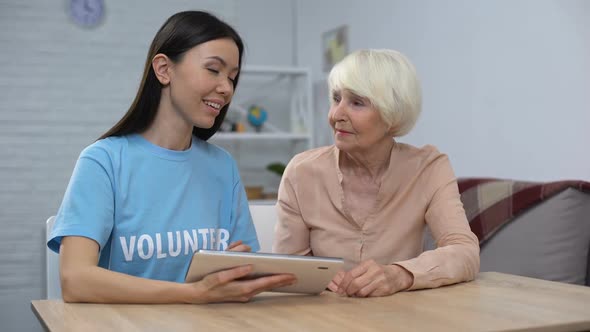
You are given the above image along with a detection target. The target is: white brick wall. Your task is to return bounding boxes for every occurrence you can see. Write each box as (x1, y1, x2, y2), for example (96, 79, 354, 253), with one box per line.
(0, 1, 294, 330)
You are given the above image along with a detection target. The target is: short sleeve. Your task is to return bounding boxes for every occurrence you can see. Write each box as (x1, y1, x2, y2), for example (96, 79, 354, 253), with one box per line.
(48, 146, 115, 253)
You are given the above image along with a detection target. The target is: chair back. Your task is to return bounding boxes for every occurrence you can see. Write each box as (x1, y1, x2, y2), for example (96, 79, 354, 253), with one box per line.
(249, 204, 278, 253)
(46, 216, 62, 299)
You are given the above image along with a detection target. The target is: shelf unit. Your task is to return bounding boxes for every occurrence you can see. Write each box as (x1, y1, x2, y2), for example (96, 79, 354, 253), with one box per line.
(210, 65, 314, 203)
(210, 65, 314, 149)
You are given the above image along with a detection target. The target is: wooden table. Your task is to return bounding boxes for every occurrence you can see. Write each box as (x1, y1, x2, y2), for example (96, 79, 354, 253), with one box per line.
(31, 272, 590, 332)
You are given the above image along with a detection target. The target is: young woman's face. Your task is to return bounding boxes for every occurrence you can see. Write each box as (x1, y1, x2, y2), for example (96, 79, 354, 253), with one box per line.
(168, 38, 239, 129)
(328, 89, 392, 154)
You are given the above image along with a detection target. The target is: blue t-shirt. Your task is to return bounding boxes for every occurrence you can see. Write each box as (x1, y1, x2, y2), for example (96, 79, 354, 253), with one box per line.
(48, 134, 259, 282)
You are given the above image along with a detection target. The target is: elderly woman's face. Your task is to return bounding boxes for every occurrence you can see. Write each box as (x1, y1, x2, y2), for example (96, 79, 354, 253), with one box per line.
(328, 89, 392, 153)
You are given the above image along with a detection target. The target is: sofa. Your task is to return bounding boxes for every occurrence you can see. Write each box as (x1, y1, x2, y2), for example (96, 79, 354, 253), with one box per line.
(424, 178, 590, 286)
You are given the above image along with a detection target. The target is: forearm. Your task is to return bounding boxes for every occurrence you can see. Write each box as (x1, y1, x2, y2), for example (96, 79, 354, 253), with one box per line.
(61, 265, 191, 304)
(395, 241, 480, 290)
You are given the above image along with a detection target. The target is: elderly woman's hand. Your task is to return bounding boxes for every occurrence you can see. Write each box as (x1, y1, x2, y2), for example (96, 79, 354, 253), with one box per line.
(333, 259, 413, 297)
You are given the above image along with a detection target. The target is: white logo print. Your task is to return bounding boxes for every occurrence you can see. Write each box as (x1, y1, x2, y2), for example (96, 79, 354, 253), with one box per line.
(119, 228, 230, 261)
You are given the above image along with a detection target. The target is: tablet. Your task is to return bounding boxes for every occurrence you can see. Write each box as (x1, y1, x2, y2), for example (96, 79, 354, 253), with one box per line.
(184, 250, 344, 294)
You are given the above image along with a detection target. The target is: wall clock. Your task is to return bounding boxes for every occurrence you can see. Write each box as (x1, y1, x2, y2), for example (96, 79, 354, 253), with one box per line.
(68, 0, 105, 28)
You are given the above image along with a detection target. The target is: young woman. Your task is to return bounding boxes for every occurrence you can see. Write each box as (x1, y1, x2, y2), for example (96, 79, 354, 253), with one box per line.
(48, 11, 295, 304)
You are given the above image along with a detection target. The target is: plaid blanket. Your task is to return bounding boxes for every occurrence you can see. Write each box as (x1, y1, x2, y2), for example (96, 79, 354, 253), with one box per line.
(457, 178, 590, 246)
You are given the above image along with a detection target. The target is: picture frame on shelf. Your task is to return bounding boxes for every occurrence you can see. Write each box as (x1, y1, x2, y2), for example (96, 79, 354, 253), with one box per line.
(322, 25, 348, 73)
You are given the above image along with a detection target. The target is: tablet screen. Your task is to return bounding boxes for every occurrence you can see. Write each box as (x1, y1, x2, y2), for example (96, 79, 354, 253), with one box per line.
(185, 250, 344, 294)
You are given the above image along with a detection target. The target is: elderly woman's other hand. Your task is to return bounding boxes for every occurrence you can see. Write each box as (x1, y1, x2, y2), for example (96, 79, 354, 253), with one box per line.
(334, 260, 413, 297)
(327, 271, 345, 292)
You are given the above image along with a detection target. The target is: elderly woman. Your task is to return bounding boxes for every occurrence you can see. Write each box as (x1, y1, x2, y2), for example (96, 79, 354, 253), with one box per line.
(273, 49, 480, 297)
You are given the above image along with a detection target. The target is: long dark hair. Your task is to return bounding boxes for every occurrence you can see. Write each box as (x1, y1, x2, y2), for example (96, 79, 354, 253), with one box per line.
(99, 11, 244, 141)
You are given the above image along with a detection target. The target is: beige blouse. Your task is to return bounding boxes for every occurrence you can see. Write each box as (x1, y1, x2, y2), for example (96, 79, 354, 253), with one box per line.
(272, 143, 480, 290)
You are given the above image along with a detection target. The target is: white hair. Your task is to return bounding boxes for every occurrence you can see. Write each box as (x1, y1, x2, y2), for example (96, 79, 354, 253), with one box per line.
(328, 49, 422, 137)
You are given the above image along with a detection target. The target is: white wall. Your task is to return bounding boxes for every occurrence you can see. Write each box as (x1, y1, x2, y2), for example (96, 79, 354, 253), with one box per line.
(297, 0, 590, 181)
(0, 1, 294, 330)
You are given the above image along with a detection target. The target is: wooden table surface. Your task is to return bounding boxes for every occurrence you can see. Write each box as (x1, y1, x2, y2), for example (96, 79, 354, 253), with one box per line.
(31, 272, 590, 332)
